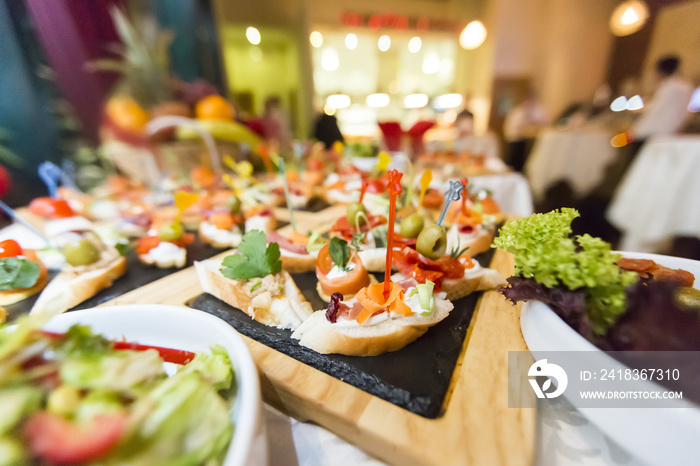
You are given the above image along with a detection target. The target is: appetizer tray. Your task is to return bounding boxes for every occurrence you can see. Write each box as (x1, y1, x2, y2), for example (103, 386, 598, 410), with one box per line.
(12, 206, 535, 466)
(187, 258, 491, 419)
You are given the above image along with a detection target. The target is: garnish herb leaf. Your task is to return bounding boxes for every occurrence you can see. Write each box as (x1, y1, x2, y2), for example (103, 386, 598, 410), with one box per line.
(0, 257, 40, 291)
(220, 230, 282, 280)
(492, 208, 637, 335)
(350, 232, 365, 251)
(329, 237, 351, 269)
(115, 242, 134, 256)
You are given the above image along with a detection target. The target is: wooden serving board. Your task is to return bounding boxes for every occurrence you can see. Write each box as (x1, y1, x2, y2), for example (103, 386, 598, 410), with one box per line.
(96, 228, 535, 466)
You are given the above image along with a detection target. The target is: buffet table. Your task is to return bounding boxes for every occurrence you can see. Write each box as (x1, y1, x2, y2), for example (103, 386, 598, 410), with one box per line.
(607, 135, 700, 252)
(525, 128, 618, 201)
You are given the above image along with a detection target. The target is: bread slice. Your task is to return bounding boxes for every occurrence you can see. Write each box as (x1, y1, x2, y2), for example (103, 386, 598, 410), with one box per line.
(199, 222, 242, 249)
(291, 299, 454, 356)
(279, 250, 317, 274)
(0, 275, 48, 306)
(392, 267, 506, 302)
(30, 255, 127, 316)
(357, 248, 388, 273)
(446, 224, 495, 257)
(194, 258, 313, 330)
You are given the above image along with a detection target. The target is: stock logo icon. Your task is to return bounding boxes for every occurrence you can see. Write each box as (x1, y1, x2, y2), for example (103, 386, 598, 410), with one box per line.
(528, 359, 568, 399)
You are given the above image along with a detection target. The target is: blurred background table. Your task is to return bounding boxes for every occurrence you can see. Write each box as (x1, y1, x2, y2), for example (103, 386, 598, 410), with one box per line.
(525, 129, 618, 201)
(607, 135, 700, 253)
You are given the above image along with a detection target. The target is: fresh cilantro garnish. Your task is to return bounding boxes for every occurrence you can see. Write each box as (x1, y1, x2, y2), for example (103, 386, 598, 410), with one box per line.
(115, 242, 134, 256)
(0, 257, 40, 292)
(220, 230, 282, 280)
(493, 208, 638, 334)
(328, 237, 351, 270)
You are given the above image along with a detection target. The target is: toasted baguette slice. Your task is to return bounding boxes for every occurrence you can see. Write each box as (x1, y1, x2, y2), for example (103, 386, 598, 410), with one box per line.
(194, 258, 313, 330)
(446, 224, 495, 257)
(0, 275, 48, 306)
(199, 222, 242, 249)
(279, 250, 317, 274)
(357, 248, 388, 273)
(291, 298, 454, 356)
(392, 267, 506, 302)
(30, 256, 127, 316)
(316, 274, 379, 303)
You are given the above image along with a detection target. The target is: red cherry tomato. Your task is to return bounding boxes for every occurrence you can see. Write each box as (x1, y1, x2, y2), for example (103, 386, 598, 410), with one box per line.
(28, 197, 74, 218)
(0, 239, 22, 258)
(23, 412, 126, 465)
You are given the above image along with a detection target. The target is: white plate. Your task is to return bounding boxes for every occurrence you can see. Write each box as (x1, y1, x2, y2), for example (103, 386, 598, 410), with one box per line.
(521, 252, 700, 466)
(42, 304, 267, 466)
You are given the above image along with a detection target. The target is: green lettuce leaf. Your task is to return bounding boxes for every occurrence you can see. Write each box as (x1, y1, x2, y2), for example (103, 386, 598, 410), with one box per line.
(493, 208, 638, 334)
(176, 345, 233, 391)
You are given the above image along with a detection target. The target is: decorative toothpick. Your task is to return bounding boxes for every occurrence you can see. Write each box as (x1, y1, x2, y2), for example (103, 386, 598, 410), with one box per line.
(257, 144, 274, 173)
(460, 178, 469, 214)
(376, 151, 391, 172)
(418, 169, 432, 209)
(174, 190, 199, 222)
(278, 159, 296, 232)
(436, 180, 465, 227)
(38, 161, 79, 197)
(384, 169, 403, 297)
(359, 179, 369, 203)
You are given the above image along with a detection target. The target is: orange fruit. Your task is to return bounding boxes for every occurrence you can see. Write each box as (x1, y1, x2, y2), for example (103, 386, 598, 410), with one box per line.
(195, 95, 234, 121)
(105, 97, 149, 133)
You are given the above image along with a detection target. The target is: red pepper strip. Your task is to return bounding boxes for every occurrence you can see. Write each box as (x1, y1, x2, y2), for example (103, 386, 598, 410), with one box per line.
(40, 331, 196, 365)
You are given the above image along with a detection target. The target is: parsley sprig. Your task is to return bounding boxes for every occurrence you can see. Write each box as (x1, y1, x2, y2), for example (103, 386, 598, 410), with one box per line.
(221, 230, 282, 280)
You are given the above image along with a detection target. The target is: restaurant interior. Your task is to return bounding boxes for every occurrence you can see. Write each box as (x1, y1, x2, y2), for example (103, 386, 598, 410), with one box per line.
(1, 0, 699, 465)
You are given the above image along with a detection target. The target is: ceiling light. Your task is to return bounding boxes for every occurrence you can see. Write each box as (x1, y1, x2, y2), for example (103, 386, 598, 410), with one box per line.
(625, 95, 644, 111)
(610, 1, 649, 36)
(422, 56, 440, 75)
(610, 96, 628, 112)
(246, 27, 261, 45)
(433, 93, 463, 109)
(459, 21, 487, 50)
(378, 35, 391, 52)
(366, 93, 390, 108)
(310, 31, 323, 48)
(408, 37, 422, 53)
(326, 94, 351, 109)
(345, 33, 358, 50)
(404, 94, 429, 109)
(321, 48, 339, 71)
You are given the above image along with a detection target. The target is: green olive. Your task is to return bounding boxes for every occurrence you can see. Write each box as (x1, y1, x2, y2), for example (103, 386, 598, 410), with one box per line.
(226, 196, 241, 214)
(158, 221, 184, 241)
(416, 225, 447, 260)
(346, 201, 367, 226)
(400, 213, 425, 239)
(64, 240, 100, 266)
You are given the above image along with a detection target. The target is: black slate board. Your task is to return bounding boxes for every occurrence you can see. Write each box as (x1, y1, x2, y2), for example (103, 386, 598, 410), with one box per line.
(188, 248, 496, 419)
(4, 236, 225, 321)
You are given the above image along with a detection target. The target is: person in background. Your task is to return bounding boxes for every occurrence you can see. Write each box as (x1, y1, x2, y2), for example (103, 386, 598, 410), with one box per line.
(503, 91, 549, 172)
(452, 110, 500, 159)
(630, 55, 693, 142)
(312, 113, 344, 150)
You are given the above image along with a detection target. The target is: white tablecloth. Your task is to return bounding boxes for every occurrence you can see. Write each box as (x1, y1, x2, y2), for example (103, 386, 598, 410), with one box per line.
(606, 135, 700, 252)
(526, 129, 618, 200)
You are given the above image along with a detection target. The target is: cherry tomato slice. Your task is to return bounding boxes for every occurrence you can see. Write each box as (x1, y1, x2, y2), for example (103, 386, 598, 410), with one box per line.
(0, 239, 22, 258)
(24, 412, 126, 465)
(28, 197, 74, 218)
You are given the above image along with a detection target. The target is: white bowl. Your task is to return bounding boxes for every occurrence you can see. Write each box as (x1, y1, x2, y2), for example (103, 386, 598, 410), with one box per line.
(521, 252, 700, 465)
(43, 304, 267, 466)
